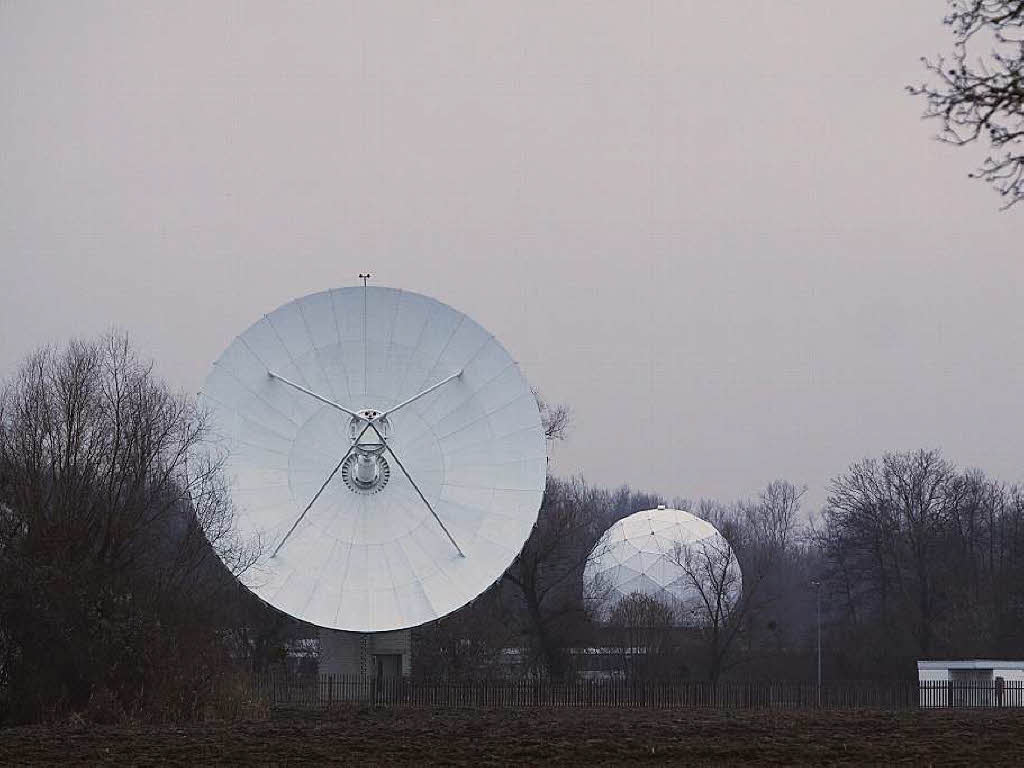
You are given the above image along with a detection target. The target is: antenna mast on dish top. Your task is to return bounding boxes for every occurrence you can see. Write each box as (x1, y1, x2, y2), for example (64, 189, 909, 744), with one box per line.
(358, 273, 372, 387)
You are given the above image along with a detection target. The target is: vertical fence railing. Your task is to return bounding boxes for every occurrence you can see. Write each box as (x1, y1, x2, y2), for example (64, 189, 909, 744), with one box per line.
(247, 674, 1024, 712)
(917, 680, 1024, 709)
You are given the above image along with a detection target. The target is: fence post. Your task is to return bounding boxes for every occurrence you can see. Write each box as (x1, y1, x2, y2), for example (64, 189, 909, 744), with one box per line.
(947, 680, 954, 709)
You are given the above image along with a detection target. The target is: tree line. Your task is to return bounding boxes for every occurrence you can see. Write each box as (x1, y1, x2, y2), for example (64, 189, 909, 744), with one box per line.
(417, 455, 1024, 685)
(3, 333, 1024, 722)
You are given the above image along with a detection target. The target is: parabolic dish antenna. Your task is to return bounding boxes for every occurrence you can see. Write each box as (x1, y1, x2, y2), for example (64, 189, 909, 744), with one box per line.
(584, 506, 742, 626)
(201, 285, 547, 632)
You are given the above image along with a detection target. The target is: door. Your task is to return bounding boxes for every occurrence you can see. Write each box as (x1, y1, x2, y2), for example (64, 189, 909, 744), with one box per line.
(373, 653, 402, 678)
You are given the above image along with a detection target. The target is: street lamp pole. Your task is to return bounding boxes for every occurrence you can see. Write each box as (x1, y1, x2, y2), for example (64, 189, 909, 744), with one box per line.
(812, 580, 822, 707)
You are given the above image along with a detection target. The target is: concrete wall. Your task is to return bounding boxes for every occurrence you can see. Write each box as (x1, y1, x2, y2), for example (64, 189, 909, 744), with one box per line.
(319, 628, 411, 677)
(370, 630, 412, 676)
(950, 668, 992, 683)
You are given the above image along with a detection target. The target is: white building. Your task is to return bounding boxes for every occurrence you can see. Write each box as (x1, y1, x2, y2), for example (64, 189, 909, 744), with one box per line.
(918, 660, 1024, 707)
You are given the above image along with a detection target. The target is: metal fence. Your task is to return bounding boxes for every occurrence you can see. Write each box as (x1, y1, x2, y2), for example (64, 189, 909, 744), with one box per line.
(919, 679, 1024, 708)
(248, 675, 1024, 711)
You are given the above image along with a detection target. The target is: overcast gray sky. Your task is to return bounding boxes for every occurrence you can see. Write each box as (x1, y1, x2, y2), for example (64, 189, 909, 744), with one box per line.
(2, 1, 1021, 515)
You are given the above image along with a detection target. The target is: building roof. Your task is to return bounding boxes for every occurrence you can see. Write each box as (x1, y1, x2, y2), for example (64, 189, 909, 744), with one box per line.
(918, 660, 1024, 670)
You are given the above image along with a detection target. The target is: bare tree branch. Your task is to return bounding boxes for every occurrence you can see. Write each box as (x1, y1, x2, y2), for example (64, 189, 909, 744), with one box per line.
(909, 1, 1024, 206)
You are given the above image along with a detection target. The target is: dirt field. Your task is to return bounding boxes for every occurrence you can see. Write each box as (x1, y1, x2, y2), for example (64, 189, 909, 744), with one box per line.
(2, 707, 1022, 766)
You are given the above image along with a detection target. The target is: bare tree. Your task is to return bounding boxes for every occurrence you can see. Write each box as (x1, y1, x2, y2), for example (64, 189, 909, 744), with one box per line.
(672, 527, 744, 683)
(747, 480, 806, 555)
(607, 592, 676, 679)
(674, 482, 808, 682)
(910, 1, 1024, 206)
(0, 332, 258, 722)
(533, 388, 571, 442)
(412, 586, 520, 679)
(501, 476, 604, 679)
(817, 450, 964, 662)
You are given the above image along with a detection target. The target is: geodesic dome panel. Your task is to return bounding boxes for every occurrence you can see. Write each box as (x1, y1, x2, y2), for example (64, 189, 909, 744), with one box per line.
(584, 506, 742, 626)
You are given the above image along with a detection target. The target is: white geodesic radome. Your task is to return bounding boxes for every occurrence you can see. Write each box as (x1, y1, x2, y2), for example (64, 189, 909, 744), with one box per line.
(584, 505, 742, 626)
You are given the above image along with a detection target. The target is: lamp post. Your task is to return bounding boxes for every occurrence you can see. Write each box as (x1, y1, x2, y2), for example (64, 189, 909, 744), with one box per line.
(811, 580, 821, 707)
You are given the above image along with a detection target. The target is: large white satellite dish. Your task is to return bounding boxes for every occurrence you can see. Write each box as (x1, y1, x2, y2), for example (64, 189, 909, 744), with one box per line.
(201, 285, 547, 632)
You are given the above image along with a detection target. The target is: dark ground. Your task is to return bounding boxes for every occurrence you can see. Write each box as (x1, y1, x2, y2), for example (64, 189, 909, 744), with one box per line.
(1, 707, 1022, 766)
